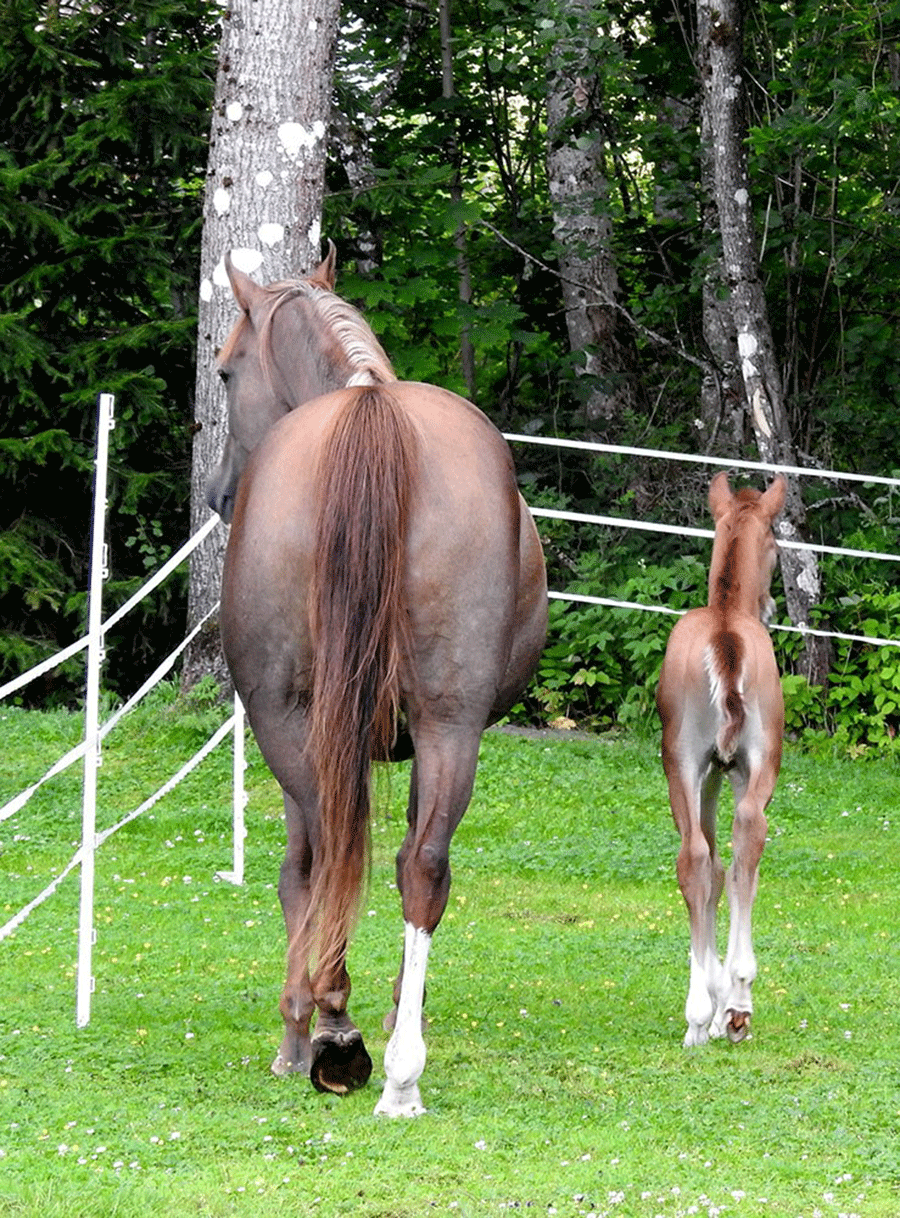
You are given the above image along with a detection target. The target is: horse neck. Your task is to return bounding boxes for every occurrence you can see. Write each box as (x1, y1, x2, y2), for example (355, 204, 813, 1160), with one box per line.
(707, 519, 770, 619)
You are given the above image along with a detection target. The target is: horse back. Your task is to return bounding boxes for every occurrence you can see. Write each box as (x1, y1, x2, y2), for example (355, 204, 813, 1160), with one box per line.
(220, 380, 544, 717)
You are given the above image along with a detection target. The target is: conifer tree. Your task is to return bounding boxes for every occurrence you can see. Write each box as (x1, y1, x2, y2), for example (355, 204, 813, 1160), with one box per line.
(0, 0, 215, 697)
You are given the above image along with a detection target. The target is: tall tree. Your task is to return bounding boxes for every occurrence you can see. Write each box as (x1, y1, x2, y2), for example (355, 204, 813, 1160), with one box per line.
(697, 0, 829, 684)
(0, 0, 214, 700)
(439, 0, 476, 399)
(545, 0, 646, 430)
(183, 0, 341, 689)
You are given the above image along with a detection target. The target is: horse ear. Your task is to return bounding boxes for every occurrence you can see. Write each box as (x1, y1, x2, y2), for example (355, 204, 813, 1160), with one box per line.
(708, 471, 733, 520)
(311, 240, 337, 290)
(761, 474, 787, 519)
(224, 251, 264, 314)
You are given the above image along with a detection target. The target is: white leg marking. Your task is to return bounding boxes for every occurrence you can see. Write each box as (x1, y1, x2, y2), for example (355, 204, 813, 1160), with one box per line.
(684, 947, 716, 1047)
(375, 923, 431, 1117)
(722, 864, 757, 1020)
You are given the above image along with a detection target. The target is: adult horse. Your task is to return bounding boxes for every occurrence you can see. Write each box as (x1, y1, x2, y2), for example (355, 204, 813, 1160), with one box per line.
(206, 246, 547, 1116)
(656, 472, 785, 1047)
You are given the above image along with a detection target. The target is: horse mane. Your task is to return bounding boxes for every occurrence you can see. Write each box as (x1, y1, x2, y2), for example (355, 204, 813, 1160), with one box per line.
(711, 493, 761, 613)
(708, 489, 767, 761)
(220, 278, 398, 391)
(310, 290, 398, 387)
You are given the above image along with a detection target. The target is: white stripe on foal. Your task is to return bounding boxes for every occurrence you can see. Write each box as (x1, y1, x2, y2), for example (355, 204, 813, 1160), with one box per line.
(375, 923, 431, 1117)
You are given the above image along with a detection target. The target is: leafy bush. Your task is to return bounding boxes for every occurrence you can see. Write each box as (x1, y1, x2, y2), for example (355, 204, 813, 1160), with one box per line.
(515, 546, 900, 756)
(519, 553, 706, 731)
(781, 584, 900, 756)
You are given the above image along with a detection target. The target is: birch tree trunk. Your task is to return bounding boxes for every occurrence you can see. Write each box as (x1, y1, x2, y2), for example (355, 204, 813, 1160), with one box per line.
(182, 0, 339, 691)
(699, 121, 744, 454)
(545, 0, 645, 429)
(439, 0, 476, 399)
(698, 0, 830, 684)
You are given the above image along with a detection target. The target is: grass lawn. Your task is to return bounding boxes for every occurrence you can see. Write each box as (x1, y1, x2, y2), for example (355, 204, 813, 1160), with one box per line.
(1, 690, 899, 1216)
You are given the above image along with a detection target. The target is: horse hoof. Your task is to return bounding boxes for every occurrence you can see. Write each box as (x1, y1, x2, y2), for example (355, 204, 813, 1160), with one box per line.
(726, 1011, 751, 1043)
(683, 1025, 710, 1048)
(309, 1031, 373, 1095)
(374, 1084, 426, 1118)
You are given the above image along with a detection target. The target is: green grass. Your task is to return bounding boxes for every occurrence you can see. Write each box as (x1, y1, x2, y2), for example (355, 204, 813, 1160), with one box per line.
(2, 690, 899, 1216)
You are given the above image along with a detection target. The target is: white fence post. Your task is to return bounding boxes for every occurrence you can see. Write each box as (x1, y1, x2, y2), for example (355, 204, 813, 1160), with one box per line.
(76, 393, 115, 1028)
(216, 693, 247, 885)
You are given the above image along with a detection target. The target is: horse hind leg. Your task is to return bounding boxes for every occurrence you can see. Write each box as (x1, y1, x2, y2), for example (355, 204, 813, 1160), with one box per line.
(272, 782, 371, 1093)
(258, 713, 372, 1095)
(270, 793, 314, 1076)
(375, 726, 481, 1117)
(272, 791, 317, 1078)
(383, 759, 429, 1036)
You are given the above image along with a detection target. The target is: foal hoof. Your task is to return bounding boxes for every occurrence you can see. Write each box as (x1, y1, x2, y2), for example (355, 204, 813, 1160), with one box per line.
(726, 1011, 751, 1043)
(309, 1031, 373, 1095)
(271, 1052, 309, 1077)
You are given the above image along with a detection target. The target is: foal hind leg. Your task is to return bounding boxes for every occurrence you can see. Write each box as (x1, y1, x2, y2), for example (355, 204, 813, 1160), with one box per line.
(719, 767, 772, 1042)
(668, 763, 726, 1047)
(376, 726, 481, 1117)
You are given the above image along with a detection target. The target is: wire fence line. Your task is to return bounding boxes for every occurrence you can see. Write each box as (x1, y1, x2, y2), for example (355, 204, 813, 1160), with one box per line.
(505, 432, 900, 490)
(531, 506, 900, 564)
(2, 425, 898, 997)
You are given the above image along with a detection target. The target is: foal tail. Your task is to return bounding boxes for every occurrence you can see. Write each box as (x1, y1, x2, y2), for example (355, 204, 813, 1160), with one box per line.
(707, 629, 746, 764)
(304, 386, 417, 992)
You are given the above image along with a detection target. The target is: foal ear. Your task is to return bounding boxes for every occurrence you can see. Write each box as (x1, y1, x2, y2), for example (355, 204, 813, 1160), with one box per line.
(761, 474, 787, 520)
(224, 251, 265, 315)
(708, 471, 733, 519)
(310, 240, 337, 290)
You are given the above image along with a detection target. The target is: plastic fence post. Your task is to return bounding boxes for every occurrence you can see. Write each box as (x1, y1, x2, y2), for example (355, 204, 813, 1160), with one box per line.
(76, 393, 115, 1029)
(216, 693, 247, 885)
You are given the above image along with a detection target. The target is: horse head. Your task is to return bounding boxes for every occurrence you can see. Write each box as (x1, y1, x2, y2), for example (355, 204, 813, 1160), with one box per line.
(205, 245, 338, 522)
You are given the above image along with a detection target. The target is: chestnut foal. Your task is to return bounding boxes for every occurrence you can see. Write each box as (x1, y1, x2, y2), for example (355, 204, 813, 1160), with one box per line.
(657, 472, 786, 1046)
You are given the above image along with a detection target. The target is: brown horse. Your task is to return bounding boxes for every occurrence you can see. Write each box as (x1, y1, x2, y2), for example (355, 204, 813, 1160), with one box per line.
(656, 472, 785, 1047)
(206, 246, 547, 1115)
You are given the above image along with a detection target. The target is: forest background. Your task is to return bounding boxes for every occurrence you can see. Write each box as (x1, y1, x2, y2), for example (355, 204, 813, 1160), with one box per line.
(2, 0, 899, 750)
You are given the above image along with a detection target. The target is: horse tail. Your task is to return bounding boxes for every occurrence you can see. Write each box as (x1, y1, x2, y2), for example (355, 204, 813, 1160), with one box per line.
(303, 385, 417, 993)
(706, 629, 746, 764)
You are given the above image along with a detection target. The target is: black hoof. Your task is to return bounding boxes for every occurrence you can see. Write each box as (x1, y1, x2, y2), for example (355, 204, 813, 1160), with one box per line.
(309, 1032, 373, 1095)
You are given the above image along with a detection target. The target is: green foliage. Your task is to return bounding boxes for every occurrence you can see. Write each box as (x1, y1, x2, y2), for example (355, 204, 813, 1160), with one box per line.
(328, 0, 565, 419)
(522, 552, 706, 730)
(514, 502, 900, 755)
(779, 584, 900, 756)
(0, 0, 216, 702)
(746, 0, 900, 467)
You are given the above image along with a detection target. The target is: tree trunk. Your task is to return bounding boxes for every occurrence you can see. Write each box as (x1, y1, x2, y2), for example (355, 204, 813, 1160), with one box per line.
(545, 0, 645, 431)
(439, 0, 476, 400)
(182, 0, 340, 692)
(698, 0, 830, 685)
(699, 114, 744, 454)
